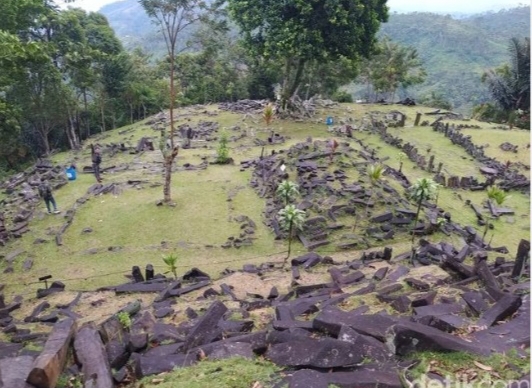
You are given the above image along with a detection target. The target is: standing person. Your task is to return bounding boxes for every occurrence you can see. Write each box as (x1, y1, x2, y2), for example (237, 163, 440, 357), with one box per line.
(38, 179, 60, 214)
(91, 144, 102, 183)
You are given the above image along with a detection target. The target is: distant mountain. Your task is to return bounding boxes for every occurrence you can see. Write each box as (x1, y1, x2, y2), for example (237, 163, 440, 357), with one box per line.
(99, 2, 530, 113)
(375, 6, 530, 112)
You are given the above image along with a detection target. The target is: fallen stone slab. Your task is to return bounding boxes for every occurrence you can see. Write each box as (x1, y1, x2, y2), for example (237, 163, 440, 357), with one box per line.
(461, 291, 489, 316)
(477, 294, 522, 328)
(326, 369, 403, 388)
(0, 342, 23, 359)
(428, 314, 471, 332)
(337, 325, 391, 362)
(472, 295, 530, 351)
(411, 291, 437, 307)
(413, 303, 464, 324)
(134, 353, 196, 378)
(288, 369, 328, 388)
(0, 355, 34, 388)
(390, 321, 490, 356)
(373, 267, 389, 281)
(115, 281, 169, 294)
(73, 324, 113, 388)
(314, 307, 398, 341)
(105, 339, 129, 370)
(27, 318, 77, 388)
(182, 301, 227, 351)
(266, 337, 363, 368)
(208, 342, 255, 361)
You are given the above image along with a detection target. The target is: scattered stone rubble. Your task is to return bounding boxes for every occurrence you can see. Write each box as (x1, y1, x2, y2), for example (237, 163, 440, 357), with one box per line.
(0, 238, 528, 387)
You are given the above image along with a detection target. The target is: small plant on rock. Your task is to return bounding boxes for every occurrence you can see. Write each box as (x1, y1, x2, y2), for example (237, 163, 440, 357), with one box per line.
(162, 253, 179, 279)
(117, 311, 132, 330)
(278, 204, 306, 265)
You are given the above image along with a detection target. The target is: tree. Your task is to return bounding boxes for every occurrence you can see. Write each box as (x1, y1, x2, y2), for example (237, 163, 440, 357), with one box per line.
(483, 37, 530, 112)
(139, 0, 213, 204)
(278, 204, 306, 265)
(276, 180, 300, 206)
(408, 178, 439, 261)
(226, 0, 388, 110)
(481, 37, 530, 127)
(362, 36, 426, 102)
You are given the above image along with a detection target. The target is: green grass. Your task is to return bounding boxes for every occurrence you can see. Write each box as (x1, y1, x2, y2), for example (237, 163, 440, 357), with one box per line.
(406, 349, 530, 387)
(0, 103, 529, 298)
(138, 357, 281, 388)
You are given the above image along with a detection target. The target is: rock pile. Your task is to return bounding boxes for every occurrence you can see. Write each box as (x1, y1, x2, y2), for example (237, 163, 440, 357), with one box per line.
(0, 239, 528, 387)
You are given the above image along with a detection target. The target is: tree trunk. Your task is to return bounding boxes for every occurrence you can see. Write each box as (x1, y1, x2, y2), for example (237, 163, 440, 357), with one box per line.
(100, 101, 105, 133)
(411, 197, 424, 250)
(66, 107, 79, 150)
(83, 89, 90, 138)
(280, 58, 293, 110)
(39, 124, 51, 156)
(163, 155, 173, 203)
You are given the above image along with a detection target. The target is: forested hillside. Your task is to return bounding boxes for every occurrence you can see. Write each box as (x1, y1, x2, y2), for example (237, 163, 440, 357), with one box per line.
(100, 2, 530, 112)
(375, 7, 531, 112)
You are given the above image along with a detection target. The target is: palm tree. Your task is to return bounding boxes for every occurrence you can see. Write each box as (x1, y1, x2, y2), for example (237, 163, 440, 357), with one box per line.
(278, 204, 306, 266)
(276, 180, 300, 206)
(408, 178, 440, 261)
(482, 37, 530, 115)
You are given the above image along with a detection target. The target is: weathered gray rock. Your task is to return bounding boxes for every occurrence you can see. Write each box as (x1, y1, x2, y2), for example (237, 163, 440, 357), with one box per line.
(266, 337, 363, 368)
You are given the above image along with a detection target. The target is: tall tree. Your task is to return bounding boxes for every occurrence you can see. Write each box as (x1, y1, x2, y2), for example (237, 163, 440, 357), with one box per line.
(226, 0, 388, 109)
(482, 37, 530, 113)
(359, 36, 426, 101)
(139, 0, 214, 204)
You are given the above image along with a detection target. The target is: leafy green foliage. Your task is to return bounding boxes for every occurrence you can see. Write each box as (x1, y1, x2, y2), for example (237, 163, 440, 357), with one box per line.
(367, 164, 385, 185)
(482, 37, 530, 112)
(117, 311, 132, 329)
(358, 36, 426, 101)
(263, 103, 274, 126)
(276, 180, 300, 206)
(487, 186, 510, 205)
(226, 0, 388, 108)
(216, 131, 231, 164)
(162, 253, 179, 279)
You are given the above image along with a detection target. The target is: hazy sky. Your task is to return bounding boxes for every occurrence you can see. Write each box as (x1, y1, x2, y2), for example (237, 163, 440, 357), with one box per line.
(59, 0, 525, 14)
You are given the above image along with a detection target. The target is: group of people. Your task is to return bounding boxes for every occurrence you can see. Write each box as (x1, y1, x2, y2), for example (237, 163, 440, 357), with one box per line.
(38, 144, 103, 215)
